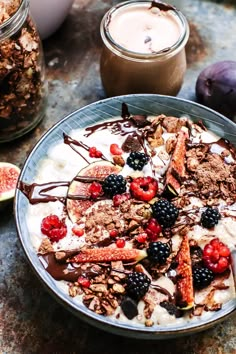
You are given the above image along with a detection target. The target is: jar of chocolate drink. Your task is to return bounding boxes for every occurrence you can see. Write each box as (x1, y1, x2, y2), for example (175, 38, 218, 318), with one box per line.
(0, 0, 47, 142)
(100, 0, 189, 97)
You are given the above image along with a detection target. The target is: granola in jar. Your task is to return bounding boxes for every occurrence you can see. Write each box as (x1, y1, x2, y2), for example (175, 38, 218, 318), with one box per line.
(0, 0, 47, 142)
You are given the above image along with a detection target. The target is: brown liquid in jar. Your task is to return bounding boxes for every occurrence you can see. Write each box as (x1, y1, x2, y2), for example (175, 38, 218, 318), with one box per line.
(100, 1, 189, 97)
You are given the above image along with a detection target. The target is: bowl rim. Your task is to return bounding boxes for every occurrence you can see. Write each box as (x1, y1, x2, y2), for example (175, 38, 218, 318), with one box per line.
(14, 93, 236, 339)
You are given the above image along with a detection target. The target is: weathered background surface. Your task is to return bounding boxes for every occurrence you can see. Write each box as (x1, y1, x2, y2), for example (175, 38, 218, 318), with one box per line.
(1, 0, 236, 353)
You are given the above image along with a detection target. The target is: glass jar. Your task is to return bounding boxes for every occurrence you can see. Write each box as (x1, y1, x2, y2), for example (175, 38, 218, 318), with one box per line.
(0, 0, 47, 143)
(100, 0, 189, 97)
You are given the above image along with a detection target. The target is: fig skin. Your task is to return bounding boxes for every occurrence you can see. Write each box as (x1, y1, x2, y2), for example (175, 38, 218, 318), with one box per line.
(195, 60, 236, 122)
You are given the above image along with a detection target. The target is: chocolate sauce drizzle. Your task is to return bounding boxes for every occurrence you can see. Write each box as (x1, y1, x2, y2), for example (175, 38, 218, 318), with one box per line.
(18, 181, 69, 204)
(39, 252, 102, 282)
(63, 133, 109, 162)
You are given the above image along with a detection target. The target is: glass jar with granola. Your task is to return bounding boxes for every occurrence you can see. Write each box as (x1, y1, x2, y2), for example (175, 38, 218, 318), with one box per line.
(0, 0, 47, 142)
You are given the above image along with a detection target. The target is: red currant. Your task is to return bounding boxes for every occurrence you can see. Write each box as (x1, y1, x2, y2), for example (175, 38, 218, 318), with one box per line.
(145, 218, 162, 241)
(116, 239, 126, 248)
(89, 147, 102, 158)
(78, 276, 91, 288)
(110, 229, 118, 238)
(88, 181, 103, 199)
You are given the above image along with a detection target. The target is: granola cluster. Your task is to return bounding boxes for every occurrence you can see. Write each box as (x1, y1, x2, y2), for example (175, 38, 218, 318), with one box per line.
(0, 0, 46, 141)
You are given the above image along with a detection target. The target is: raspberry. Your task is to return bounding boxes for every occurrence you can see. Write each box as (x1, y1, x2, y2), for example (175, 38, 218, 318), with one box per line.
(113, 193, 131, 207)
(152, 199, 179, 228)
(110, 143, 123, 155)
(193, 267, 214, 289)
(147, 241, 171, 264)
(103, 174, 127, 197)
(72, 225, 84, 237)
(41, 214, 67, 242)
(116, 239, 126, 248)
(200, 207, 221, 229)
(126, 152, 149, 171)
(145, 218, 162, 241)
(202, 238, 231, 273)
(126, 272, 151, 300)
(89, 147, 102, 158)
(78, 276, 91, 288)
(88, 181, 103, 199)
(129, 176, 158, 202)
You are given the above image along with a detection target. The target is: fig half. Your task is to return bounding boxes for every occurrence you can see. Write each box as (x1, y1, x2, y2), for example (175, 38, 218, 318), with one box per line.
(0, 162, 20, 204)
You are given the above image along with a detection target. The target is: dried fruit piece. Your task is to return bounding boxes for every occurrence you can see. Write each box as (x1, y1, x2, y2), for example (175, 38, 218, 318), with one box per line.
(130, 176, 158, 202)
(176, 235, 194, 310)
(66, 161, 121, 222)
(202, 238, 231, 273)
(165, 127, 189, 193)
(110, 143, 123, 155)
(69, 247, 147, 263)
(0, 162, 20, 202)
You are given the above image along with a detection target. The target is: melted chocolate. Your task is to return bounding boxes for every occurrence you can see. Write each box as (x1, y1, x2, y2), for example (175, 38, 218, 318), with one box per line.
(18, 181, 69, 204)
(150, 1, 175, 12)
(63, 133, 109, 162)
(151, 284, 175, 302)
(39, 253, 101, 282)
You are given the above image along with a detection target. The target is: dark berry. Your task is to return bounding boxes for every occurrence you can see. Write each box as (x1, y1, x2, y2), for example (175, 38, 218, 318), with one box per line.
(126, 272, 151, 300)
(152, 199, 179, 228)
(127, 152, 149, 171)
(102, 174, 127, 197)
(193, 267, 214, 289)
(147, 241, 171, 264)
(200, 207, 221, 229)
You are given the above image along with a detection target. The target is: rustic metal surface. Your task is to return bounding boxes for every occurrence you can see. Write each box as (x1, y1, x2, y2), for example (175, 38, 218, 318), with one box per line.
(1, 0, 236, 353)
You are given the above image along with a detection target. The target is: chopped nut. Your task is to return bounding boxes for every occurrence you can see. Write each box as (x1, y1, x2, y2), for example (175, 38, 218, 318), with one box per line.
(112, 283, 125, 294)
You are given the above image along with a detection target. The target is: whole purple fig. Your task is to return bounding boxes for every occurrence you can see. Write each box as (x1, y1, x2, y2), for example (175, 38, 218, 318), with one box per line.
(196, 60, 236, 122)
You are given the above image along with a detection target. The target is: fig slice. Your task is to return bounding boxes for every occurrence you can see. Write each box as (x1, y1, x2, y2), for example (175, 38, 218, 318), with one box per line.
(175, 235, 194, 310)
(69, 247, 147, 264)
(0, 162, 20, 202)
(66, 161, 121, 223)
(165, 127, 189, 195)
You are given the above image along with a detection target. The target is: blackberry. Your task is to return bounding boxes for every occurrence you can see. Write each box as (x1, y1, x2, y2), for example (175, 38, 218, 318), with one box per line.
(200, 207, 221, 229)
(102, 174, 127, 197)
(193, 267, 214, 289)
(126, 272, 151, 300)
(147, 241, 171, 264)
(126, 152, 149, 171)
(152, 199, 179, 228)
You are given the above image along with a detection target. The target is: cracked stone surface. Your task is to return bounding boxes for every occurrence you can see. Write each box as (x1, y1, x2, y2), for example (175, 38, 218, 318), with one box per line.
(0, 1, 236, 353)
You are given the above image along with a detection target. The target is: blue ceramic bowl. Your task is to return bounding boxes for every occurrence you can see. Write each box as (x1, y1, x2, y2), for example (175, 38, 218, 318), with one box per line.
(14, 94, 236, 339)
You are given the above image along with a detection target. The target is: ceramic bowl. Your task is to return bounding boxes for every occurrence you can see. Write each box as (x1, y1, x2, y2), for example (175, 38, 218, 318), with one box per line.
(30, 0, 74, 39)
(14, 94, 236, 339)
